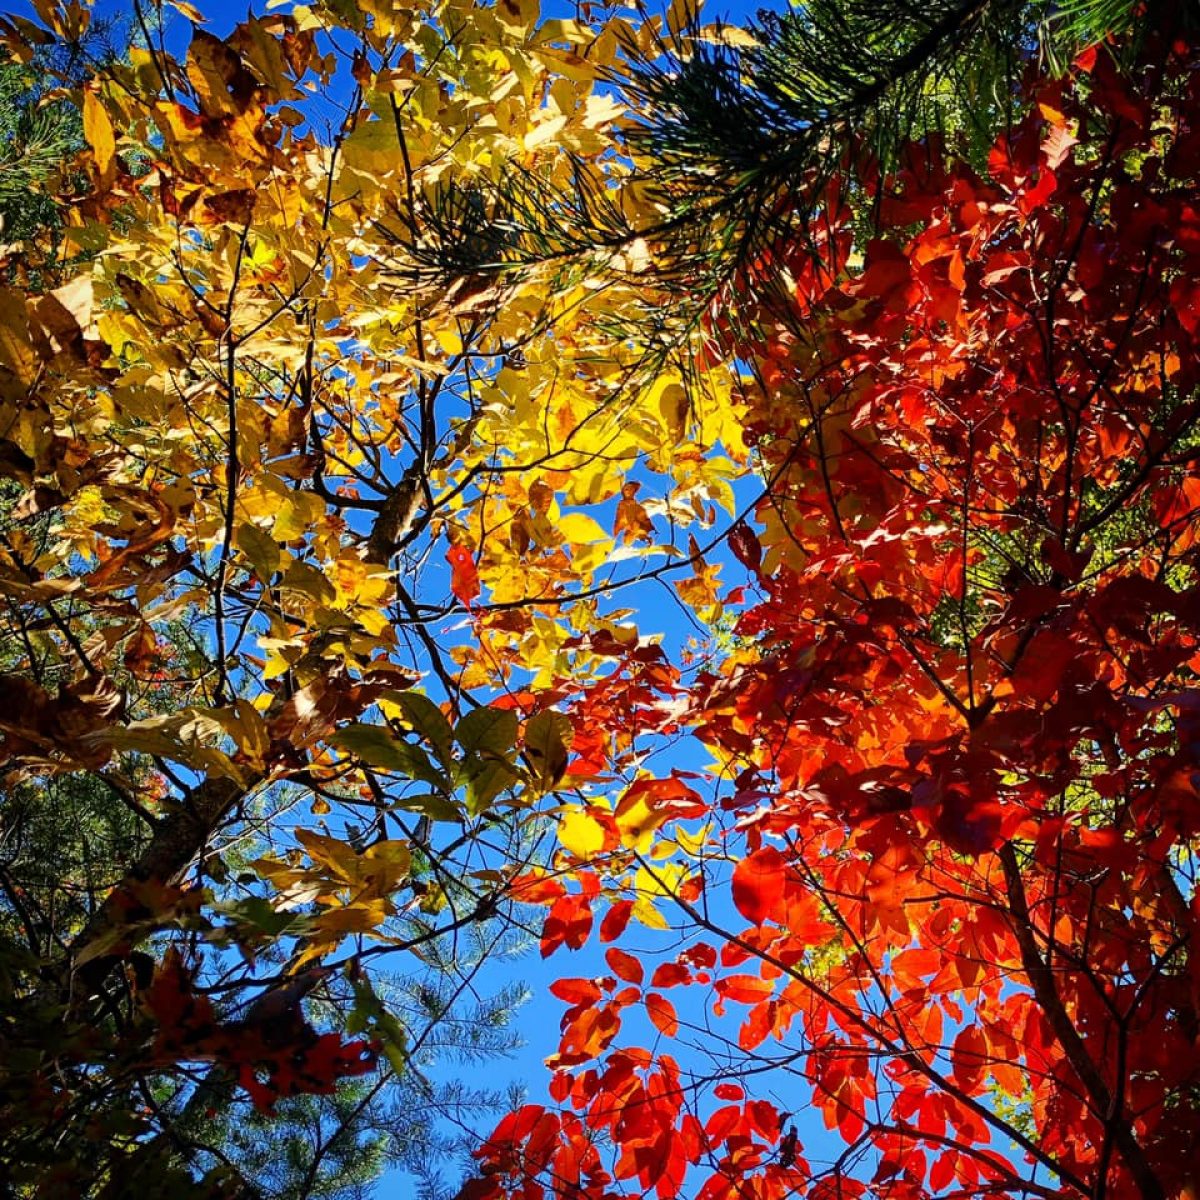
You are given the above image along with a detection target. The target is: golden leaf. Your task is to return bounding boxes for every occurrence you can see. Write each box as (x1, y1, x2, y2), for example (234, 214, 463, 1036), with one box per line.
(82, 90, 115, 179)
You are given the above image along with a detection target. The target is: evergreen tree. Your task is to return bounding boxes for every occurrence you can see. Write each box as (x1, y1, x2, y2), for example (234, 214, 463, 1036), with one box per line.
(0, 17, 117, 227)
(0, 59, 77, 244)
(609, 0, 1196, 328)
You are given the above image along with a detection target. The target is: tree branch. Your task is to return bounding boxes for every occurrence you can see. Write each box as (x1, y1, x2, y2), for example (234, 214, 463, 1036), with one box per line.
(998, 842, 1165, 1200)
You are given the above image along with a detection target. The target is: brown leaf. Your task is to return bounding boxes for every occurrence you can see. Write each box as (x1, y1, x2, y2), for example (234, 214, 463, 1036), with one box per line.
(187, 29, 261, 118)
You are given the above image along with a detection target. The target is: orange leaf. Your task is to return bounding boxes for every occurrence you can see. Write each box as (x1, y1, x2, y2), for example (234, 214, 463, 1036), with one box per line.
(717, 974, 774, 1004)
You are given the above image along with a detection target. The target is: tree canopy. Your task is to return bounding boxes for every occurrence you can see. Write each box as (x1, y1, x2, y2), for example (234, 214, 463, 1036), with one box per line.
(0, 1, 1197, 1199)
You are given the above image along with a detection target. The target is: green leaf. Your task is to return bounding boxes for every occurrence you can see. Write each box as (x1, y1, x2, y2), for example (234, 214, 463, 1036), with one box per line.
(350, 978, 409, 1075)
(392, 791, 462, 823)
(213, 896, 310, 939)
(523, 710, 572, 789)
(397, 693, 455, 767)
(335, 724, 447, 788)
(454, 705, 518, 757)
(237, 521, 280, 582)
(451, 707, 520, 814)
(462, 758, 520, 816)
(280, 559, 336, 604)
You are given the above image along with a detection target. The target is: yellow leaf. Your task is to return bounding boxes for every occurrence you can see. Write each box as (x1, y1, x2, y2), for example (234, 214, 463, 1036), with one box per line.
(82, 90, 115, 178)
(232, 16, 292, 98)
(558, 806, 607, 859)
(314, 896, 391, 934)
(636, 860, 684, 899)
(676, 536, 723, 618)
(614, 792, 662, 854)
(234, 698, 270, 767)
(666, 0, 697, 38)
(0, 288, 35, 384)
(557, 512, 609, 545)
(187, 29, 251, 118)
(49, 276, 94, 335)
(631, 895, 670, 931)
(697, 25, 758, 48)
(524, 113, 567, 151)
(271, 490, 324, 542)
(494, 0, 539, 35)
(295, 828, 359, 882)
(672, 822, 711, 856)
(361, 839, 412, 892)
(165, 0, 207, 21)
(535, 18, 589, 44)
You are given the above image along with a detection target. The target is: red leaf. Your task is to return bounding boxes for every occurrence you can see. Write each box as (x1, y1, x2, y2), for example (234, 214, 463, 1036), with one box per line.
(1153, 475, 1200, 527)
(729, 521, 762, 573)
(1171, 276, 1200, 334)
(952, 1023, 989, 1091)
(929, 1150, 958, 1193)
(745, 1099, 781, 1140)
(650, 961, 691, 989)
(731, 846, 788, 925)
(851, 240, 917, 310)
(600, 899, 634, 943)
(1009, 630, 1075, 704)
(605, 948, 644, 985)
(541, 893, 593, 957)
(645, 992, 679, 1037)
(446, 544, 480, 605)
(550, 977, 601, 1006)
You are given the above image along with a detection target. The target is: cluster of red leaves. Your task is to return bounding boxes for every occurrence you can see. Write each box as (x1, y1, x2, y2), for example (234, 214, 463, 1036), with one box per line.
(469, 28, 1200, 1200)
(558, 633, 686, 781)
(143, 952, 376, 1112)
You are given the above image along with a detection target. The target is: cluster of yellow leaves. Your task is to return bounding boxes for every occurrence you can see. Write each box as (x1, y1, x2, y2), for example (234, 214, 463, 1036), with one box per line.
(0, 0, 746, 970)
(255, 830, 412, 963)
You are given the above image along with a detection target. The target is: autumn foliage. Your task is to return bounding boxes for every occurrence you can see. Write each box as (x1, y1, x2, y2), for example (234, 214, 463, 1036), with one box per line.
(0, 1, 1198, 1198)
(0, 0, 743, 1190)
(465, 25, 1200, 1200)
